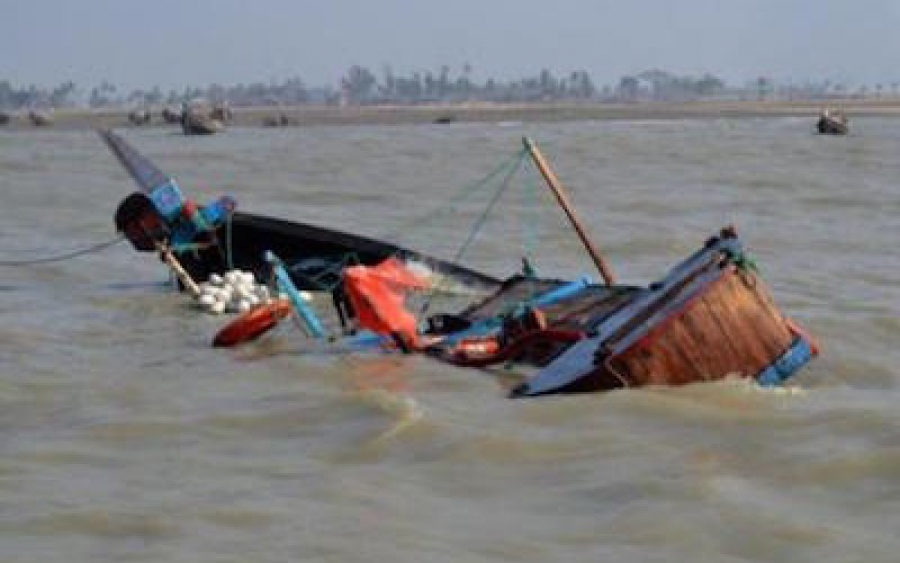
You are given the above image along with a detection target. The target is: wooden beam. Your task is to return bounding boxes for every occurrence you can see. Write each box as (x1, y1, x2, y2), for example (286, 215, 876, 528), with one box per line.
(522, 137, 616, 286)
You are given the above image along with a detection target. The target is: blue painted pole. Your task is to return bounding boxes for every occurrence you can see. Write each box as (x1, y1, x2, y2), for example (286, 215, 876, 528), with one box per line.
(264, 251, 326, 339)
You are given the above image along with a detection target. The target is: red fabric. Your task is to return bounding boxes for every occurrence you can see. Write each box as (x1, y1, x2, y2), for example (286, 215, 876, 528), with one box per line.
(343, 258, 430, 347)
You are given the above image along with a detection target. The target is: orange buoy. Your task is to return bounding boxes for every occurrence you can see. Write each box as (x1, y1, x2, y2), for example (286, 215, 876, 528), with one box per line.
(212, 299, 292, 347)
(453, 336, 501, 359)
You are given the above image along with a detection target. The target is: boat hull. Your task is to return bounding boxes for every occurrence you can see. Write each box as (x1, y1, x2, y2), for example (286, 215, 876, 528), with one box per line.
(176, 211, 501, 292)
(512, 228, 815, 396)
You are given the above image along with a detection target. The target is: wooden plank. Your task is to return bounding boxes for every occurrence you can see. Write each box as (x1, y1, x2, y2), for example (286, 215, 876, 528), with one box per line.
(701, 271, 775, 373)
(611, 266, 796, 387)
(740, 271, 795, 356)
(704, 269, 794, 375)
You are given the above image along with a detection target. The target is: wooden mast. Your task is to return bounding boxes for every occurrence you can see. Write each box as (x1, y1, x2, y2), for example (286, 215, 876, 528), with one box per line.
(522, 137, 616, 286)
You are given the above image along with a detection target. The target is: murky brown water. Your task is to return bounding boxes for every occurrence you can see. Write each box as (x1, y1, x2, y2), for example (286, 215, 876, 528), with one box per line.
(1, 118, 898, 562)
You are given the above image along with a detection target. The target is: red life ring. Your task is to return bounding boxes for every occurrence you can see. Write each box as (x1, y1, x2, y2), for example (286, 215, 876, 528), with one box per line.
(212, 300, 292, 347)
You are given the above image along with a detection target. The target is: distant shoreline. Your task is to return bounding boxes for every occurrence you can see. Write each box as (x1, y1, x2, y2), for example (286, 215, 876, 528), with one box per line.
(4, 99, 900, 130)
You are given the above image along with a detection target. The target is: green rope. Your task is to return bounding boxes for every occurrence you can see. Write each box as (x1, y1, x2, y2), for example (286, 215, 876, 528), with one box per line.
(417, 150, 527, 315)
(380, 148, 529, 245)
(449, 151, 526, 265)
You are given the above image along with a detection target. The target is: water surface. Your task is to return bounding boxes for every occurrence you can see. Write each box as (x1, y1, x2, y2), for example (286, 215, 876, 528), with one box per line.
(1, 118, 898, 562)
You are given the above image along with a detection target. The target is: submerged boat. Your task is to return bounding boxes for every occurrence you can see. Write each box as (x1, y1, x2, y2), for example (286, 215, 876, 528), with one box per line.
(103, 128, 816, 397)
(309, 138, 818, 396)
(423, 225, 818, 397)
(817, 109, 848, 135)
(100, 129, 500, 294)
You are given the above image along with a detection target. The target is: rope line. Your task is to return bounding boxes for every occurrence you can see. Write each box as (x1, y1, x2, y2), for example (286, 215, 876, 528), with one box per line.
(418, 150, 527, 315)
(449, 151, 526, 265)
(0, 235, 125, 266)
(378, 148, 529, 245)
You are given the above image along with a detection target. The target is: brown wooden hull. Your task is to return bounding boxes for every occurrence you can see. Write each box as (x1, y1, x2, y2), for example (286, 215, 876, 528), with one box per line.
(512, 228, 814, 396)
(596, 266, 794, 390)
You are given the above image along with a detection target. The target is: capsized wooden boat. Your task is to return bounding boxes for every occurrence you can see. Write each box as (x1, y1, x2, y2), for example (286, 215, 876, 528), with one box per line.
(318, 138, 818, 396)
(294, 228, 816, 396)
(496, 227, 817, 396)
(817, 109, 848, 135)
(100, 129, 500, 293)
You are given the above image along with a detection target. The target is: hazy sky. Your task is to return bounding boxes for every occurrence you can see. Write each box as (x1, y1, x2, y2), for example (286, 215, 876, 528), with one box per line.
(2, 0, 899, 91)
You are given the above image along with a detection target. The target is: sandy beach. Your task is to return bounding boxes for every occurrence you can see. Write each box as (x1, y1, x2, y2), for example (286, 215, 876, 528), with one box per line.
(3, 99, 900, 130)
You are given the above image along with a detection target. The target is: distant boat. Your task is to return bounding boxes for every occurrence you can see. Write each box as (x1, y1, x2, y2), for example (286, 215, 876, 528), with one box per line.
(210, 102, 233, 122)
(180, 99, 224, 135)
(161, 106, 182, 124)
(128, 108, 151, 126)
(817, 109, 848, 135)
(262, 113, 293, 127)
(28, 110, 53, 126)
(433, 114, 457, 124)
(182, 110, 223, 135)
(0, 111, 10, 125)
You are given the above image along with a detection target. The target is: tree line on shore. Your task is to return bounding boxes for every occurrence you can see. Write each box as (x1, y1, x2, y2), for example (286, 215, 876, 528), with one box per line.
(0, 66, 891, 111)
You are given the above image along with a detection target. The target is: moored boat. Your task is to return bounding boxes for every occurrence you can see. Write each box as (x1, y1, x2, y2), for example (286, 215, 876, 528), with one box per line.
(28, 110, 53, 126)
(182, 111, 223, 135)
(179, 99, 224, 135)
(262, 113, 293, 127)
(210, 102, 233, 122)
(817, 109, 848, 135)
(128, 108, 152, 125)
(161, 106, 182, 124)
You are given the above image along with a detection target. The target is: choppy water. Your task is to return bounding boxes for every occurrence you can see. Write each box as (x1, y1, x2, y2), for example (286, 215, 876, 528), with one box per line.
(1, 117, 898, 562)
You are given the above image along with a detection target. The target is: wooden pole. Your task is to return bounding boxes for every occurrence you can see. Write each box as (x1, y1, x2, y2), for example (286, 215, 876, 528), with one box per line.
(157, 242, 201, 297)
(522, 137, 616, 286)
